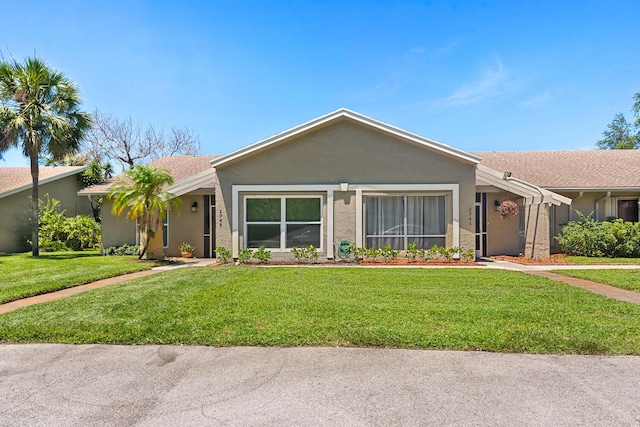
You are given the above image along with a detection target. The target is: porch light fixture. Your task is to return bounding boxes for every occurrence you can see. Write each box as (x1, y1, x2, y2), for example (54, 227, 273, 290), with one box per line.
(494, 200, 501, 211)
(340, 182, 349, 191)
(191, 202, 198, 213)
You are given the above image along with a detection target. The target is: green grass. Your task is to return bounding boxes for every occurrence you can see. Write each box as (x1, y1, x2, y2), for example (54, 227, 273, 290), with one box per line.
(0, 251, 159, 304)
(554, 269, 640, 291)
(561, 256, 640, 265)
(1, 267, 640, 354)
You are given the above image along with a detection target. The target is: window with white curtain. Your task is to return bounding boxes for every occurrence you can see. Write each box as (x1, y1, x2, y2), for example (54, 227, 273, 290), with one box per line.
(365, 195, 446, 250)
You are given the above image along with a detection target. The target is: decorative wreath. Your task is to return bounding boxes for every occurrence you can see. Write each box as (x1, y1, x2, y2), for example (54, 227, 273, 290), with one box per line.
(498, 200, 519, 219)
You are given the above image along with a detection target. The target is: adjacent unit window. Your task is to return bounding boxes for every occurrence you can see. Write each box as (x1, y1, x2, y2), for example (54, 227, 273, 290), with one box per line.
(162, 210, 169, 248)
(365, 195, 446, 250)
(245, 196, 322, 249)
(617, 199, 639, 222)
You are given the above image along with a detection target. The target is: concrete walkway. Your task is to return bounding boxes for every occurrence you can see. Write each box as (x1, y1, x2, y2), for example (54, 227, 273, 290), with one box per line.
(1, 258, 639, 315)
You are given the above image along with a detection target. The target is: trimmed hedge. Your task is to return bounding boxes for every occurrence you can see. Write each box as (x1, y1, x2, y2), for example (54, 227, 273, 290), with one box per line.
(555, 213, 640, 257)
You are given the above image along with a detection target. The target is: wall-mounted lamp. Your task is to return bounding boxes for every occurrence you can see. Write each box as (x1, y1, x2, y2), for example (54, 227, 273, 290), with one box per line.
(191, 201, 198, 213)
(494, 200, 501, 211)
(340, 182, 349, 192)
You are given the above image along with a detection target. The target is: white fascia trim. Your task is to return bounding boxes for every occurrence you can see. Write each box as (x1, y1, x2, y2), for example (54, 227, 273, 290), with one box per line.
(545, 187, 640, 192)
(212, 109, 480, 168)
(476, 164, 571, 206)
(231, 184, 340, 259)
(165, 169, 217, 196)
(2, 166, 86, 199)
(354, 184, 460, 249)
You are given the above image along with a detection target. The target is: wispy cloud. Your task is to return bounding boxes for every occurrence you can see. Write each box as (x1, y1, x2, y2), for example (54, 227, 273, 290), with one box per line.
(410, 47, 426, 54)
(440, 59, 509, 106)
(520, 90, 553, 108)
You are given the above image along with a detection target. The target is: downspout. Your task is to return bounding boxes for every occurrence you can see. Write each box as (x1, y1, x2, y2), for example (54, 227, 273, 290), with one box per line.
(594, 192, 611, 221)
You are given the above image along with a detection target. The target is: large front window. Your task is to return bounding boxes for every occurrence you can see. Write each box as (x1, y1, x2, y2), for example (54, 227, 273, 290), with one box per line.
(365, 195, 446, 250)
(245, 196, 322, 249)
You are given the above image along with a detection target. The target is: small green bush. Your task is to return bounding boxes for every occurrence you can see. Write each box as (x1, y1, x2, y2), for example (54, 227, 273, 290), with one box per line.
(555, 212, 640, 257)
(35, 195, 101, 251)
(102, 244, 141, 256)
(253, 246, 271, 264)
(215, 246, 231, 263)
(237, 248, 253, 264)
(380, 244, 399, 262)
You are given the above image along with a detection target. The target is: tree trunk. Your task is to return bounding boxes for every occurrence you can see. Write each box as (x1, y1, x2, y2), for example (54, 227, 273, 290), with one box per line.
(30, 151, 40, 257)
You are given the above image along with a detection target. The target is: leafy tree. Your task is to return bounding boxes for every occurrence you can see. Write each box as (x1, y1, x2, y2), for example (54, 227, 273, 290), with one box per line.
(108, 165, 181, 259)
(0, 56, 92, 256)
(82, 109, 201, 170)
(596, 93, 640, 149)
(81, 160, 114, 222)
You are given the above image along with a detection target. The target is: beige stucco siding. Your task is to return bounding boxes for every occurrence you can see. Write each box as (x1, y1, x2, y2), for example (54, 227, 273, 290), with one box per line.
(100, 199, 137, 249)
(0, 175, 91, 253)
(215, 119, 477, 258)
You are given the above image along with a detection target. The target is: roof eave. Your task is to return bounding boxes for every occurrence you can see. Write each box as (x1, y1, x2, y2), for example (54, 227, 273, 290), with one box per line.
(1, 166, 87, 199)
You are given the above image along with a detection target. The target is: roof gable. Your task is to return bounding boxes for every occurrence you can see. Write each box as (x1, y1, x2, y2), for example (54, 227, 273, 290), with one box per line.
(0, 166, 86, 199)
(211, 108, 480, 168)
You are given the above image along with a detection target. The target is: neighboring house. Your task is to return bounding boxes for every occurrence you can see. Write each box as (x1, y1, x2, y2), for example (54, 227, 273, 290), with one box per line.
(79, 155, 219, 258)
(83, 109, 640, 261)
(0, 166, 91, 253)
(476, 150, 640, 254)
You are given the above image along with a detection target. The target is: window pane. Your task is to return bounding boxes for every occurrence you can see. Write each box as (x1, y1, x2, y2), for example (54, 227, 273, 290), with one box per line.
(407, 196, 446, 235)
(366, 196, 404, 235)
(408, 237, 446, 249)
(367, 236, 403, 250)
(247, 198, 281, 222)
(286, 224, 321, 247)
(618, 200, 639, 222)
(247, 224, 280, 248)
(286, 198, 321, 222)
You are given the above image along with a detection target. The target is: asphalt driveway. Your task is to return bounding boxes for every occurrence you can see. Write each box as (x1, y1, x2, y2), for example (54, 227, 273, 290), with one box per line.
(1, 345, 639, 426)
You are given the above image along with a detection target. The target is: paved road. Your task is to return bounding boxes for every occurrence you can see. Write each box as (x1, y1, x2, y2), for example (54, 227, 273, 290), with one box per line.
(1, 345, 639, 426)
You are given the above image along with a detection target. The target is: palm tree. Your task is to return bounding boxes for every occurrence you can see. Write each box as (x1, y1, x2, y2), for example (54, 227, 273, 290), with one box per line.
(0, 56, 91, 256)
(108, 165, 181, 259)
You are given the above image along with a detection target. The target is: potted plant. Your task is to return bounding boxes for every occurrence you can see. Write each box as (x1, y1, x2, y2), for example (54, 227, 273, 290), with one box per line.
(179, 241, 195, 258)
(498, 200, 519, 220)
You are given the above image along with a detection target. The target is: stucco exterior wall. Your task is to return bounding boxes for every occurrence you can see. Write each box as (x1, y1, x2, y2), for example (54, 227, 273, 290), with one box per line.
(0, 174, 91, 253)
(215, 119, 477, 259)
(100, 199, 137, 249)
(484, 191, 523, 256)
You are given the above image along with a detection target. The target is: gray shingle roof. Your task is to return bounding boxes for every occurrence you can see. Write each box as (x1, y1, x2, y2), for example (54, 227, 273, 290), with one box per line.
(0, 166, 86, 198)
(475, 150, 640, 189)
(79, 155, 220, 195)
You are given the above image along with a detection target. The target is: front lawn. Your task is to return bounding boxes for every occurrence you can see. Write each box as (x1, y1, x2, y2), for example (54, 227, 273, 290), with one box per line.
(554, 269, 640, 292)
(1, 267, 639, 354)
(0, 251, 158, 304)
(561, 256, 640, 265)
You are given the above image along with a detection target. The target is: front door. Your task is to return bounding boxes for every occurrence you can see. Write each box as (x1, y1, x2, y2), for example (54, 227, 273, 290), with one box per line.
(475, 193, 487, 257)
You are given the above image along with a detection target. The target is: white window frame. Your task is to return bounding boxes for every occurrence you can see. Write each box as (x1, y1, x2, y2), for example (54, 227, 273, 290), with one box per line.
(364, 194, 447, 250)
(231, 184, 459, 259)
(244, 195, 323, 251)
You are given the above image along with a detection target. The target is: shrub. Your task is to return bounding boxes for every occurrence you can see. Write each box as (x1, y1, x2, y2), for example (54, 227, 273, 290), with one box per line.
(380, 244, 399, 262)
(237, 248, 253, 264)
(215, 246, 231, 263)
(364, 247, 381, 262)
(555, 212, 640, 257)
(253, 246, 271, 264)
(35, 194, 101, 251)
(102, 244, 140, 256)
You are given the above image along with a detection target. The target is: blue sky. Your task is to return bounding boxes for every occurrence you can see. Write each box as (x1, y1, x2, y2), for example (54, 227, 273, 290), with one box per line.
(2, 0, 639, 167)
